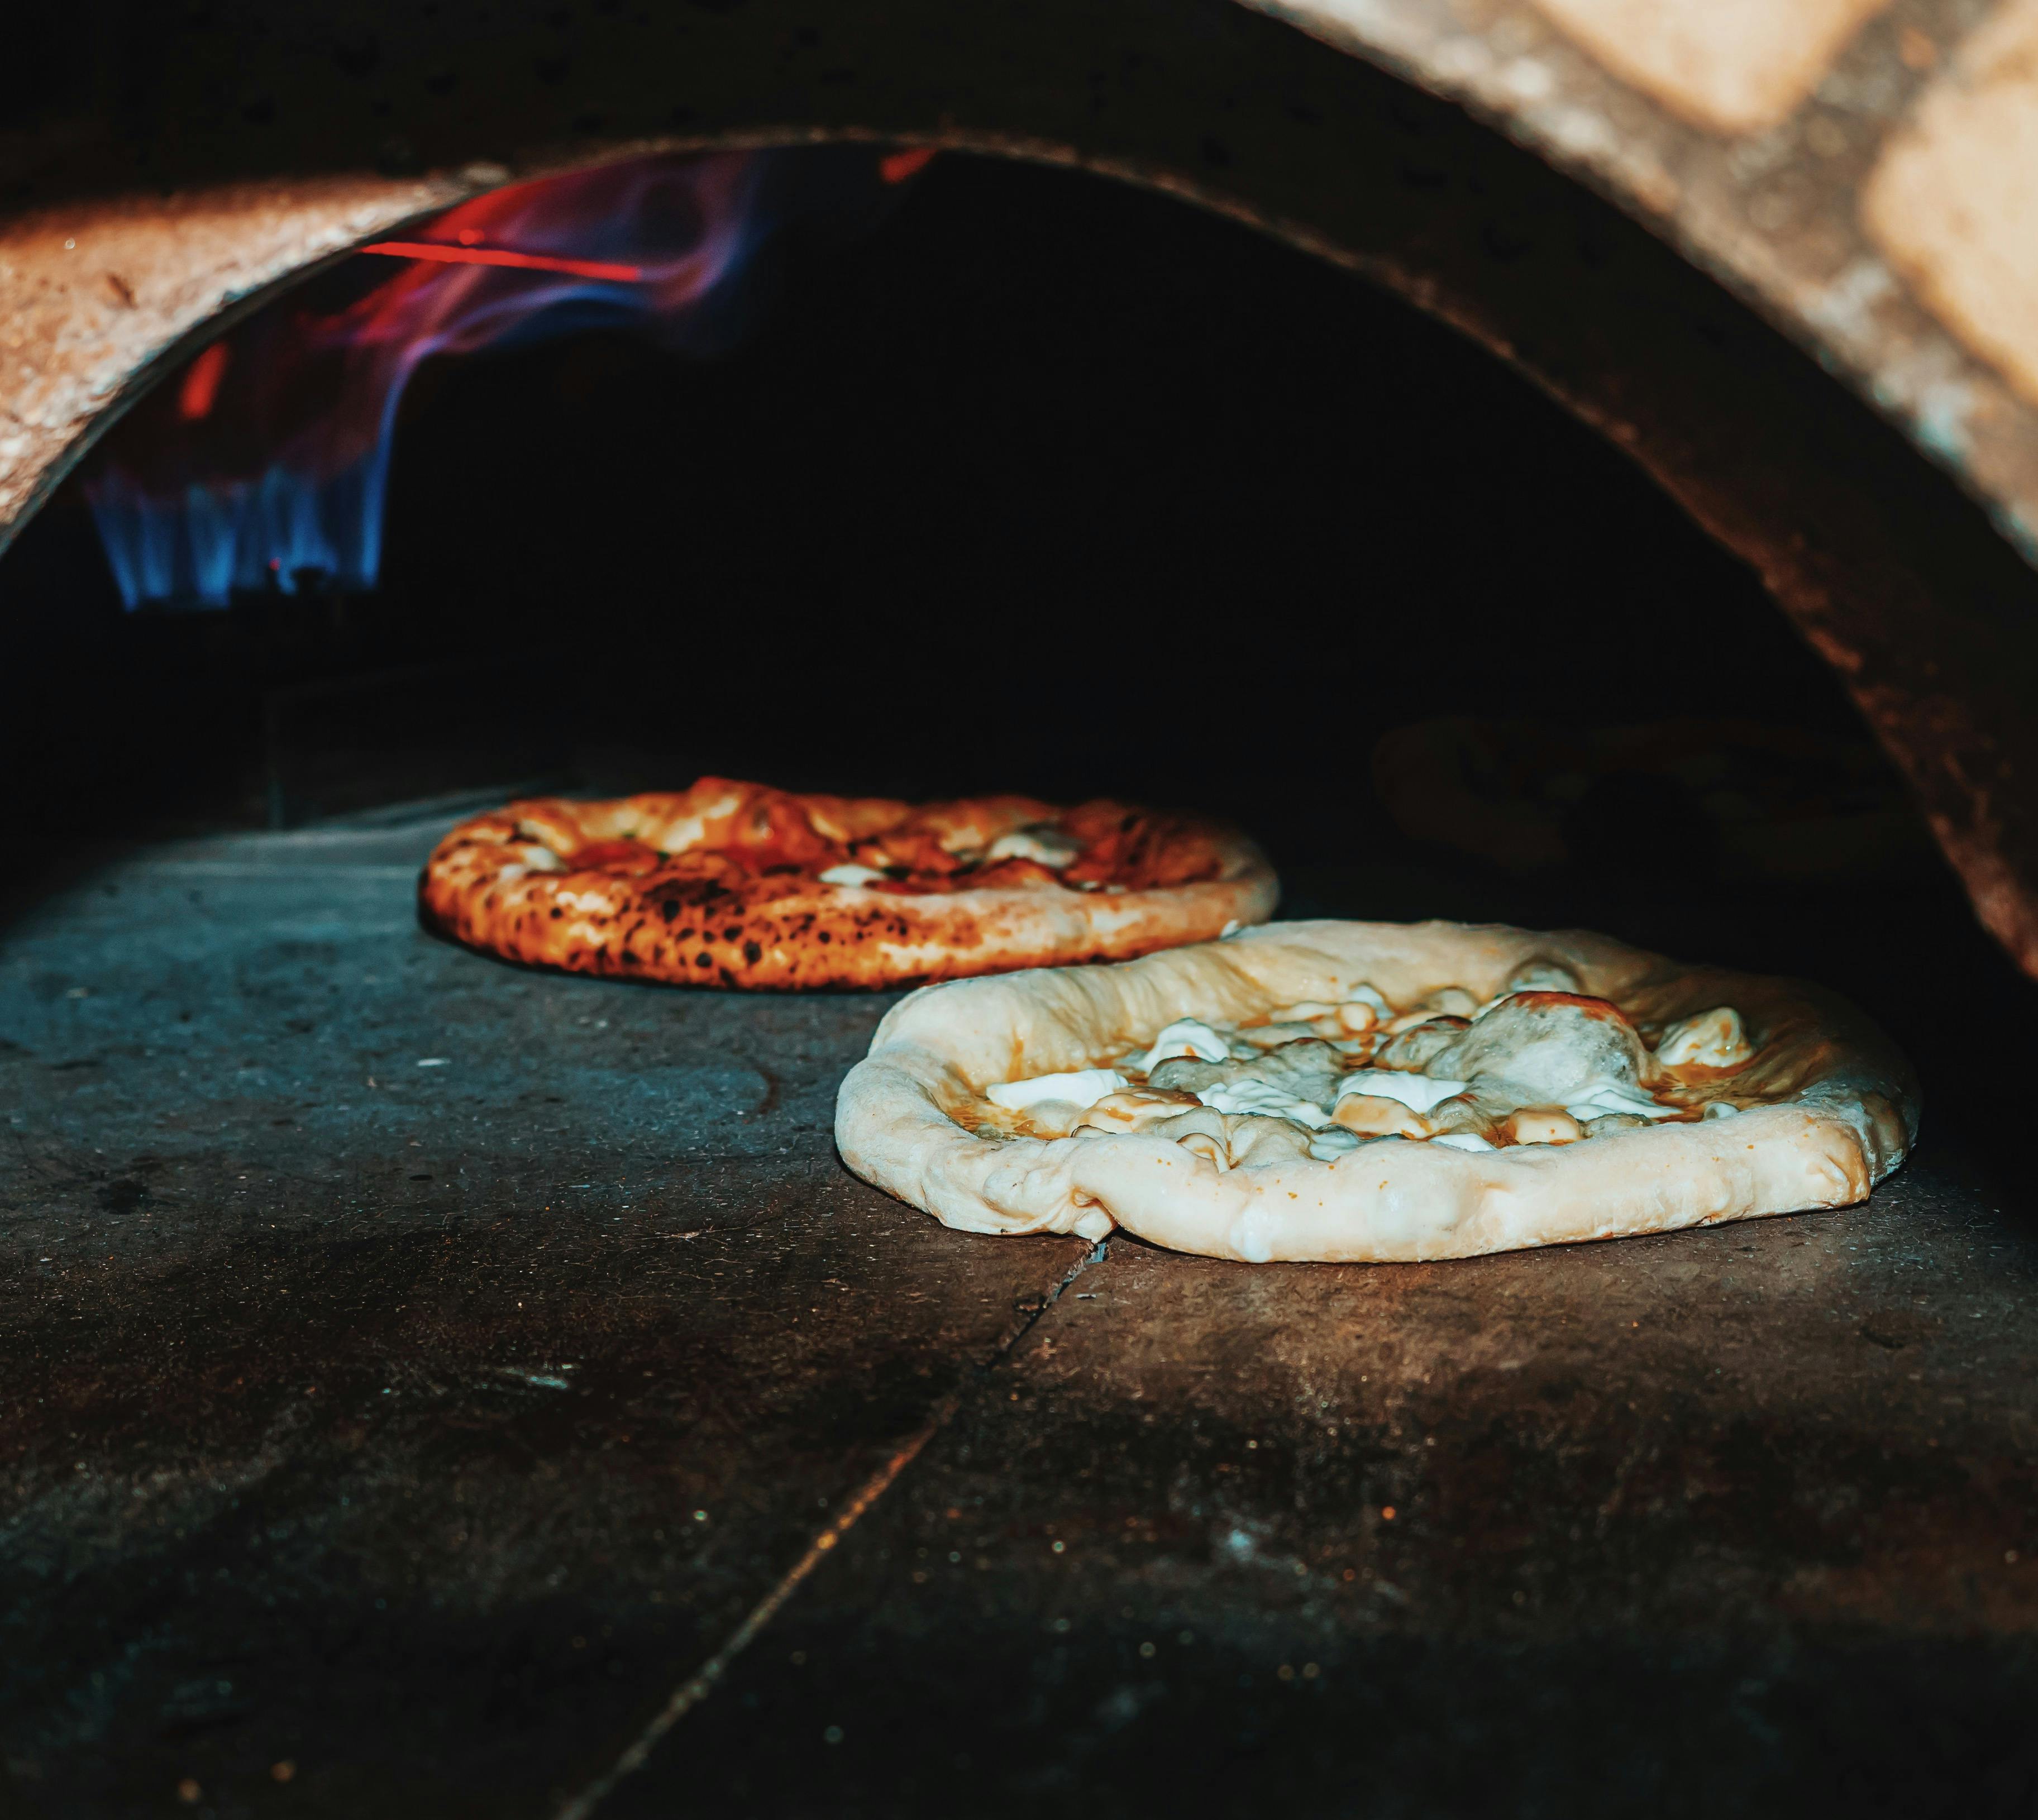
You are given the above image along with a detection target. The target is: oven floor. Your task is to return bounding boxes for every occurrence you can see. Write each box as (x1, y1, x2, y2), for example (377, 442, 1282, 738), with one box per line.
(1, 819, 2033, 1817)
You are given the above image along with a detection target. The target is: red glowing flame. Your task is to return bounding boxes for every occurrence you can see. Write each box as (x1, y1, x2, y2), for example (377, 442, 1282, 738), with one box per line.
(357, 241, 647, 284)
(879, 146, 939, 185)
(310, 150, 760, 455)
(176, 342, 231, 421)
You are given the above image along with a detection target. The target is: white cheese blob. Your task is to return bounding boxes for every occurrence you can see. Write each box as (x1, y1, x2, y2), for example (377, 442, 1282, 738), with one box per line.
(1430, 1131, 1496, 1152)
(985, 825, 1084, 868)
(818, 863, 888, 887)
(1563, 1088, 1680, 1122)
(1194, 1079, 1333, 1128)
(1505, 1107, 1584, 1147)
(1334, 1071, 1471, 1114)
(986, 1068, 1128, 1111)
(1076, 1088, 1202, 1135)
(1506, 961, 1582, 994)
(1259, 1000, 1382, 1038)
(1475, 963, 1586, 1019)
(1657, 1005, 1754, 1070)
(1308, 1128, 1365, 1160)
(1140, 1019, 1232, 1071)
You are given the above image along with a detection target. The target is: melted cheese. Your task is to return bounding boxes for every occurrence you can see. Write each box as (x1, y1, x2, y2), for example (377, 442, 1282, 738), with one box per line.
(1234, 1022, 1320, 1051)
(1330, 1094, 1426, 1139)
(818, 863, 888, 887)
(1335, 1001, 1380, 1035)
(1268, 998, 1380, 1037)
(1076, 1088, 1202, 1134)
(986, 1068, 1127, 1111)
(985, 825, 1084, 868)
(969, 978, 1741, 1159)
(1658, 1005, 1755, 1070)
(1140, 1019, 1232, 1071)
(1334, 1071, 1471, 1114)
(1506, 961, 1582, 995)
(1194, 1079, 1333, 1128)
(1563, 1088, 1680, 1122)
(1505, 1107, 1584, 1146)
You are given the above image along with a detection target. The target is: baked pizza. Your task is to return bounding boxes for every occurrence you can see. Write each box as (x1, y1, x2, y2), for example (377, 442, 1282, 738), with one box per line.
(418, 777, 1277, 990)
(836, 920, 1917, 1262)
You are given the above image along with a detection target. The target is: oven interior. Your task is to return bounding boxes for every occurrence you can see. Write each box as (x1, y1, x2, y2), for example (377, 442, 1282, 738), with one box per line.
(1, 145, 2034, 1813)
(4, 149, 2015, 1087)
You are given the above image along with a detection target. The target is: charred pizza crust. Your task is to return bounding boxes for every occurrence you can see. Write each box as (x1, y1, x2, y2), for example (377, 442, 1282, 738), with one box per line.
(419, 778, 1277, 990)
(834, 920, 1917, 1262)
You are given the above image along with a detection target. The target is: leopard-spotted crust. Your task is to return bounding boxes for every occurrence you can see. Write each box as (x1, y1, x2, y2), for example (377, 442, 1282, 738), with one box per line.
(418, 779, 1278, 990)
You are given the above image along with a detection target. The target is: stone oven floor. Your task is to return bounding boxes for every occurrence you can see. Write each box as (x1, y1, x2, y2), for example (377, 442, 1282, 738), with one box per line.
(1, 815, 2033, 1817)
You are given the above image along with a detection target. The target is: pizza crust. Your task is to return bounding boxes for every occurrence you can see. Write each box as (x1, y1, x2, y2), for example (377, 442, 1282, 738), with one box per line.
(834, 920, 1918, 1263)
(419, 787, 1277, 991)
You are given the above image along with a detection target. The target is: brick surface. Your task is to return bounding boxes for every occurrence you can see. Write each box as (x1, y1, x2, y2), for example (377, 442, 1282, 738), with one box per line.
(1528, 0, 1893, 133)
(1864, 0, 2038, 408)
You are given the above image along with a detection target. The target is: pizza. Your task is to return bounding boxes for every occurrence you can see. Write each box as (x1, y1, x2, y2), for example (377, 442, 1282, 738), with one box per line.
(1372, 715, 1931, 880)
(835, 920, 1917, 1263)
(418, 776, 1277, 990)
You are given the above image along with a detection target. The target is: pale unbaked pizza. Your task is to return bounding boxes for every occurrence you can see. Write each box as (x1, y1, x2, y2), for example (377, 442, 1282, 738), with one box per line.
(419, 777, 1276, 990)
(835, 920, 1917, 1262)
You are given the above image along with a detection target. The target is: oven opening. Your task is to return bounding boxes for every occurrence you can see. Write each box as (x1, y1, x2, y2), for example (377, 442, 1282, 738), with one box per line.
(0, 156, 1918, 828)
(0, 147, 2000, 1078)
(4, 79, 2036, 1806)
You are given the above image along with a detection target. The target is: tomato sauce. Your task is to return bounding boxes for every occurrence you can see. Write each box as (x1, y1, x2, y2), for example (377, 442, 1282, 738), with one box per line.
(552, 785, 1225, 896)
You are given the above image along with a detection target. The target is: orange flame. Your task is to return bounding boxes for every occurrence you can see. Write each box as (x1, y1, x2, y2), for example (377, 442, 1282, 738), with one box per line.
(878, 147, 939, 185)
(176, 342, 232, 421)
(357, 240, 646, 283)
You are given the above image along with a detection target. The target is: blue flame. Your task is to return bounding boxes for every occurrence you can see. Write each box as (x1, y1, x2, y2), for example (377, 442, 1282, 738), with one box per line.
(85, 151, 773, 610)
(88, 450, 392, 606)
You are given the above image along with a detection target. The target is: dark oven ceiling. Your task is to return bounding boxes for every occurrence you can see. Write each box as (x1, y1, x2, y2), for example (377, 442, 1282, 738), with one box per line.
(7, 0, 2038, 970)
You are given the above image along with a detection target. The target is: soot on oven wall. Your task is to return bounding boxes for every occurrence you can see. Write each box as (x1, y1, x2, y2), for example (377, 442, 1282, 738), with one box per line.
(0, 149, 1905, 905)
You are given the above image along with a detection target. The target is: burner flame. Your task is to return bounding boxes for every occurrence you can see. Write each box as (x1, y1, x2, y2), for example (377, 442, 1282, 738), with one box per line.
(357, 241, 650, 283)
(176, 343, 232, 422)
(87, 151, 766, 608)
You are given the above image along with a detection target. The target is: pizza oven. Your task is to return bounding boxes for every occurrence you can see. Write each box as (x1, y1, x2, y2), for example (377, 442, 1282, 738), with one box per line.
(10, 0, 2038, 966)
(2, 3, 2035, 1813)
